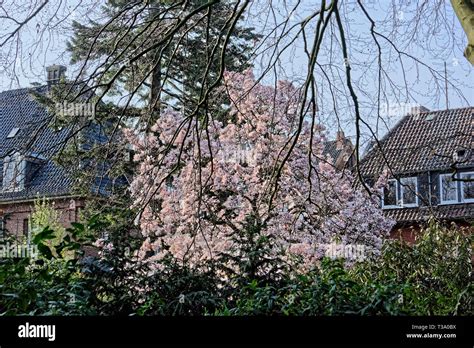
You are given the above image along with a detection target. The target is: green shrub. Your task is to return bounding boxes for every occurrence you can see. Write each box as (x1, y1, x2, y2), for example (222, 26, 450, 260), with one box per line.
(214, 258, 408, 315)
(1, 216, 471, 316)
(0, 225, 95, 315)
(353, 220, 472, 315)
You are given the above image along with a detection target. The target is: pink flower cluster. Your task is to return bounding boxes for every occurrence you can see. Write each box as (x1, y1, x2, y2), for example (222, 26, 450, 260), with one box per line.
(125, 70, 395, 269)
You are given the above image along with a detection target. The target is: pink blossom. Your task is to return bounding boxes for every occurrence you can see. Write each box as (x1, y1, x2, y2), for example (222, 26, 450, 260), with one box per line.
(124, 71, 395, 269)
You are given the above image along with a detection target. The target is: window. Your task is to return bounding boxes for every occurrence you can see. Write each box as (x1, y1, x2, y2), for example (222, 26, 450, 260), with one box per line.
(460, 172, 474, 203)
(6, 127, 19, 139)
(453, 148, 468, 162)
(382, 179, 398, 208)
(440, 173, 458, 204)
(2, 152, 25, 192)
(23, 218, 30, 236)
(400, 177, 418, 207)
(0, 211, 4, 238)
(382, 177, 419, 208)
(165, 176, 175, 193)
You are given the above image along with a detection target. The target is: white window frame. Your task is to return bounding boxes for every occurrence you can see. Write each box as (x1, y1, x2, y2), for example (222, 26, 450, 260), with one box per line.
(400, 177, 419, 207)
(439, 173, 459, 204)
(382, 179, 399, 209)
(460, 171, 474, 203)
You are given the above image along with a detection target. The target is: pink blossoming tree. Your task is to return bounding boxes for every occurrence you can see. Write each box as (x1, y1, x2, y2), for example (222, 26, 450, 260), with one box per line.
(125, 70, 394, 270)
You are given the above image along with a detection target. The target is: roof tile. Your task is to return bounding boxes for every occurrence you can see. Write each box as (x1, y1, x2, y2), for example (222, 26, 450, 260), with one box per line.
(361, 107, 473, 175)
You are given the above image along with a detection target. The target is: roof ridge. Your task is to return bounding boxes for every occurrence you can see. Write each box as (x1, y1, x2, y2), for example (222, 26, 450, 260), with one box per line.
(360, 106, 473, 175)
(423, 106, 473, 113)
(0, 85, 45, 96)
(362, 105, 473, 159)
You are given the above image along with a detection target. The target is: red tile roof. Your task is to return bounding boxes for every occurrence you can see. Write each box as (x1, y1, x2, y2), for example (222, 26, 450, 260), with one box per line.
(361, 107, 473, 176)
(384, 204, 474, 224)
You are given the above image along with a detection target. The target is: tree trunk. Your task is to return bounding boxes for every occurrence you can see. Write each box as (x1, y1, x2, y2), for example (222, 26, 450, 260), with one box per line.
(451, 0, 474, 65)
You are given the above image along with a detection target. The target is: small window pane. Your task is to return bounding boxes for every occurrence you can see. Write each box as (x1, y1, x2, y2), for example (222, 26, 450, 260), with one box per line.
(165, 176, 175, 193)
(441, 175, 457, 202)
(7, 127, 19, 138)
(461, 173, 474, 200)
(384, 180, 397, 206)
(3, 157, 15, 189)
(23, 219, 30, 236)
(2, 153, 25, 192)
(401, 177, 417, 205)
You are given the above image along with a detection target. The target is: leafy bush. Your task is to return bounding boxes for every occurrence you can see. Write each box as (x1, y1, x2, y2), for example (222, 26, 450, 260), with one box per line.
(214, 258, 406, 315)
(30, 198, 67, 252)
(219, 220, 472, 316)
(353, 220, 472, 315)
(0, 216, 471, 316)
(0, 225, 95, 315)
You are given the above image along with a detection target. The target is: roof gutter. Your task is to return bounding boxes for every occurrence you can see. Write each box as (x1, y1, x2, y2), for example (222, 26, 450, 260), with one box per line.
(0, 194, 83, 206)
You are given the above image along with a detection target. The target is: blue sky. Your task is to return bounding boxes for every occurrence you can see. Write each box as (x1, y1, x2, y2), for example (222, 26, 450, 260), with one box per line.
(244, 1, 473, 142)
(0, 0, 472, 143)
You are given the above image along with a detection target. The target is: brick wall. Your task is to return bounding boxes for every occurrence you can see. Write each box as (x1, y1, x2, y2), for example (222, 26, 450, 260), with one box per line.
(390, 221, 473, 244)
(0, 198, 85, 238)
(390, 225, 419, 244)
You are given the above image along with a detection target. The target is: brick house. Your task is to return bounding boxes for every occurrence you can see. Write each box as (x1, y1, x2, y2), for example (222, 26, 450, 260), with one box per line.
(323, 130, 355, 170)
(360, 106, 473, 241)
(0, 66, 88, 238)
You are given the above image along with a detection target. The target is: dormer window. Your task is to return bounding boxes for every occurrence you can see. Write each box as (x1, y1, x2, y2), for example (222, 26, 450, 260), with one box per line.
(440, 173, 458, 204)
(382, 179, 398, 208)
(460, 172, 474, 203)
(6, 127, 20, 139)
(453, 148, 470, 163)
(2, 152, 25, 192)
(400, 177, 418, 207)
(382, 177, 419, 209)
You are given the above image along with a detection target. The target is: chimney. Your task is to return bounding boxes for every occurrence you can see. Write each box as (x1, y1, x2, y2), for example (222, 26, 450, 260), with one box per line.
(46, 65, 66, 86)
(334, 130, 355, 170)
(336, 130, 346, 150)
(410, 105, 430, 115)
(409, 105, 431, 121)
